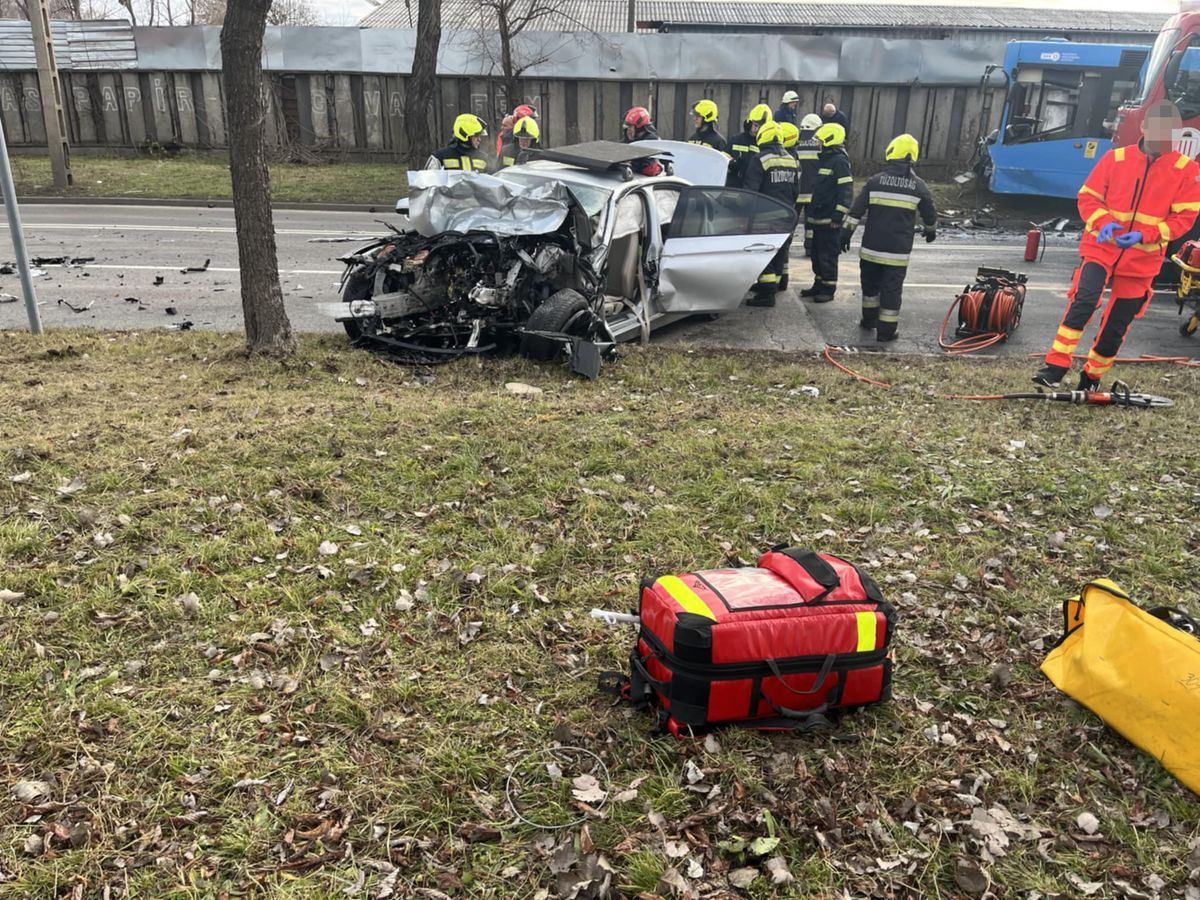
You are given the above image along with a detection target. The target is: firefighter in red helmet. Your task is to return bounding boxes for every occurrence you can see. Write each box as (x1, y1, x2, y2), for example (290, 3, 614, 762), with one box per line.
(622, 106, 663, 176)
(1033, 100, 1200, 390)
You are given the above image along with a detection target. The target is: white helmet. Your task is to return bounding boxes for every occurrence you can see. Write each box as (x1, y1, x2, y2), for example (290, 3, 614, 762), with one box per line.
(800, 113, 823, 131)
(782, 90, 800, 104)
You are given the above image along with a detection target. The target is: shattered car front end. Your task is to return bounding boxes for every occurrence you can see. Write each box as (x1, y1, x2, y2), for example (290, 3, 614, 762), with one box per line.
(329, 171, 610, 368)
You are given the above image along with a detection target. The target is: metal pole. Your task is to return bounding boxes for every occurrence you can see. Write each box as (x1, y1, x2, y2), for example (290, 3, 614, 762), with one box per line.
(626, 0, 635, 33)
(29, 0, 73, 190)
(0, 114, 43, 335)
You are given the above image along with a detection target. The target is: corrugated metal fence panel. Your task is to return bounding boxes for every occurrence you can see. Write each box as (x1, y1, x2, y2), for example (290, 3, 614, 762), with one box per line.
(0, 68, 1005, 169)
(0, 19, 135, 71)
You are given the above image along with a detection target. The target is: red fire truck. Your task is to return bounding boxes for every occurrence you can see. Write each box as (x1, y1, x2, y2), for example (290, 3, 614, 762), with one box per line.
(1115, 1, 1200, 154)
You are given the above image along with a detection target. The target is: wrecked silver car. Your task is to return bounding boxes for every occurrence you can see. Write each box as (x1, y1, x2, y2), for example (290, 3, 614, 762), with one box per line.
(329, 141, 797, 374)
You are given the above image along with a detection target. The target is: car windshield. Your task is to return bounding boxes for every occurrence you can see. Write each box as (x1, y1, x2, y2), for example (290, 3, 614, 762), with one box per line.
(1134, 24, 1181, 105)
(500, 171, 613, 218)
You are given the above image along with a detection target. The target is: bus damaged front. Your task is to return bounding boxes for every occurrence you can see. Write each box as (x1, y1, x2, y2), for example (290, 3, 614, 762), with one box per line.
(981, 41, 1149, 199)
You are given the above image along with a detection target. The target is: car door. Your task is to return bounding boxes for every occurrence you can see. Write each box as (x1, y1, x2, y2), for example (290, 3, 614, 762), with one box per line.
(656, 187, 797, 313)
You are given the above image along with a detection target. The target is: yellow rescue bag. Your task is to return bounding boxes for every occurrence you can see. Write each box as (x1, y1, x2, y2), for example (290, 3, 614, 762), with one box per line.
(1041, 578, 1200, 794)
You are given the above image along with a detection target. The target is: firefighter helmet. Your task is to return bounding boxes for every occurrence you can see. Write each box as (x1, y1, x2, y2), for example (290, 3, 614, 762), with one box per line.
(885, 133, 919, 162)
(777, 121, 799, 148)
(624, 106, 652, 129)
(800, 113, 823, 131)
(692, 99, 719, 123)
(745, 103, 773, 128)
(814, 122, 846, 147)
(453, 113, 487, 142)
(513, 103, 537, 120)
(513, 116, 540, 141)
(756, 121, 782, 146)
(782, 90, 800, 104)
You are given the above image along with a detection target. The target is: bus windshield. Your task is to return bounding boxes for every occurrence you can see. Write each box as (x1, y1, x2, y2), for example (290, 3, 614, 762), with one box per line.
(1134, 25, 1181, 104)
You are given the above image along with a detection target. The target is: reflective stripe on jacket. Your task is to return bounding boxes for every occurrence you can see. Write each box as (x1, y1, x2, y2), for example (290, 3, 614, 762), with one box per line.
(807, 146, 852, 227)
(742, 141, 799, 207)
(794, 133, 821, 205)
(428, 142, 490, 173)
(1077, 143, 1200, 277)
(846, 160, 937, 267)
(727, 129, 759, 186)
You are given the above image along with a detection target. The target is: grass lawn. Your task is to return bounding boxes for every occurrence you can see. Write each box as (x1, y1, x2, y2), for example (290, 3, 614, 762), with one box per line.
(11, 154, 406, 206)
(1, 332, 1199, 897)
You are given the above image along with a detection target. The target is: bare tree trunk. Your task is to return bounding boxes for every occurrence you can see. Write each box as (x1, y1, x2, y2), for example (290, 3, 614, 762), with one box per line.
(498, 5, 518, 108)
(405, 0, 441, 168)
(221, 0, 296, 357)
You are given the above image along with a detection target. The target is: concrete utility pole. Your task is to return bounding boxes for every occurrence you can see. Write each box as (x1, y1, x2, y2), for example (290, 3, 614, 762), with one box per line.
(0, 114, 43, 335)
(29, 0, 73, 190)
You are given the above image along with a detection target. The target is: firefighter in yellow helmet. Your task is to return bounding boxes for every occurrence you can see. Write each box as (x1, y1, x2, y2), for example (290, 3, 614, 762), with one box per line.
(741, 120, 799, 306)
(727, 103, 772, 186)
(839, 133, 937, 342)
(499, 116, 540, 169)
(427, 113, 490, 173)
(777, 121, 800, 156)
(795, 112, 823, 257)
(800, 122, 852, 303)
(688, 99, 728, 154)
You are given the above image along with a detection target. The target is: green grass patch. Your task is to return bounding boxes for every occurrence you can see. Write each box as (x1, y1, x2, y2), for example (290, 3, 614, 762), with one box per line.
(12, 153, 406, 205)
(0, 331, 1198, 896)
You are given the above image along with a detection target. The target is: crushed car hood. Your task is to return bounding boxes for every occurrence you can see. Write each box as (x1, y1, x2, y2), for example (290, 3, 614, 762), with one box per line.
(407, 171, 573, 238)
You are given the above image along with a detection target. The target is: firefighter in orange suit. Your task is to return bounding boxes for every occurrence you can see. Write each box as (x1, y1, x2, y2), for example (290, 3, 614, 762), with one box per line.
(1034, 101, 1200, 391)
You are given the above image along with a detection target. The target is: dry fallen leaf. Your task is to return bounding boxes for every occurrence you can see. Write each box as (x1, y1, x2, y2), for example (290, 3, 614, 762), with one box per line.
(728, 867, 758, 889)
(317, 541, 339, 556)
(12, 780, 51, 803)
(571, 774, 606, 804)
(505, 382, 543, 396)
(1076, 811, 1101, 836)
(55, 476, 86, 495)
(9, 471, 32, 484)
(0, 589, 26, 602)
(765, 856, 793, 885)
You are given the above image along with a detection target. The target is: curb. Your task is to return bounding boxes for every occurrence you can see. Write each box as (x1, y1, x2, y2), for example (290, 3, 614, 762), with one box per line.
(15, 196, 391, 213)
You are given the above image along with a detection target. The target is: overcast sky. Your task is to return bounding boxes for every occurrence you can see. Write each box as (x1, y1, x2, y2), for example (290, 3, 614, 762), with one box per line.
(309, 0, 378, 26)
(309, 0, 1179, 24)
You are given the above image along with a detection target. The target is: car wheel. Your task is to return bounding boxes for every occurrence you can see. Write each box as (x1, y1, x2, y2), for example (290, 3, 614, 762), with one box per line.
(521, 289, 591, 361)
(341, 271, 375, 341)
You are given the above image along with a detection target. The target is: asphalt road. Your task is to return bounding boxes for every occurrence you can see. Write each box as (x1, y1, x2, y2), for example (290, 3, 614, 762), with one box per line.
(1, 203, 1198, 365)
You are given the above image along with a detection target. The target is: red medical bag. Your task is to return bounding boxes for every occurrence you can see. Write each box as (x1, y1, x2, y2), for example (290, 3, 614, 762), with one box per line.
(622, 547, 895, 736)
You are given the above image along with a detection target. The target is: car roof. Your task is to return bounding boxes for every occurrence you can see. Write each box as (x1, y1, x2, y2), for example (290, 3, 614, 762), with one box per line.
(499, 159, 688, 191)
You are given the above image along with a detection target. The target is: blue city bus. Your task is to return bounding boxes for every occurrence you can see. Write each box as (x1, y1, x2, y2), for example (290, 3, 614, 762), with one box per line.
(979, 40, 1150, 198)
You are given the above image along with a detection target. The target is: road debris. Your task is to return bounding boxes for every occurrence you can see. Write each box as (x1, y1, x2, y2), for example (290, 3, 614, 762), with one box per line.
(154, 275, 165, 286)
(165, 306, 178, 316)
(57, 298, 94, 313)
(0, 293, 16, 303)
(181, 258, 211, 274)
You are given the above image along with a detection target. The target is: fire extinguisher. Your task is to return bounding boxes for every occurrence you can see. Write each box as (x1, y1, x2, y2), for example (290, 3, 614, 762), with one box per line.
(1024, 223, 1045, 262)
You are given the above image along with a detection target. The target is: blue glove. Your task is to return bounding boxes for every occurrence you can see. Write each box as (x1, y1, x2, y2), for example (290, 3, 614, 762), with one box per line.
(1096, 222, 1122, 243)
(1114, 230, 1144, 248)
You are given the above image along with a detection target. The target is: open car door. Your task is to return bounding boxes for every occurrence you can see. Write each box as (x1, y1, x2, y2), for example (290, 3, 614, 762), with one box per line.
(656, 187, 798, 313)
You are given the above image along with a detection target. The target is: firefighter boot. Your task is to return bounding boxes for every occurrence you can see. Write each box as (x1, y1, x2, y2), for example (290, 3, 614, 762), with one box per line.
(800, 282, 821, 298)
(1032, 364, 1069, 389)
(875, 322, 899, 342)
(1076, 371, 1101, 392)
(746, 292, 777, 308)
(860, 296, 879, 329)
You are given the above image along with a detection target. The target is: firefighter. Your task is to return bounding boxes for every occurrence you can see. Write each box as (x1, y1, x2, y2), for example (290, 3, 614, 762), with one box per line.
(801, 122, 852, 303)
(499, 116, 540, 168)
(742, 121, 799, 307)
(1033, 100, 1200, 390)
(775, 90, 800, 126)
(839, 133, 937, 342)
(427, 113, 490, 173)
(495, 114, 514, 158)
(622, 106, 663, 176)
(795, 113, 823, 257)
(727, 103, 773, 187)
(688, 99, 728, 154)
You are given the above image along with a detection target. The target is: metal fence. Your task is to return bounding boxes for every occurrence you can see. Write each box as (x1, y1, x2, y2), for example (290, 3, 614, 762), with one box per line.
(0, 69, 1002, 170)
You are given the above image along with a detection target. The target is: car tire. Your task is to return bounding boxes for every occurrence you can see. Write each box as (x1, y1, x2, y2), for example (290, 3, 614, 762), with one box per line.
(521, 289, 591, 361)
(341, 271, 374, 341)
